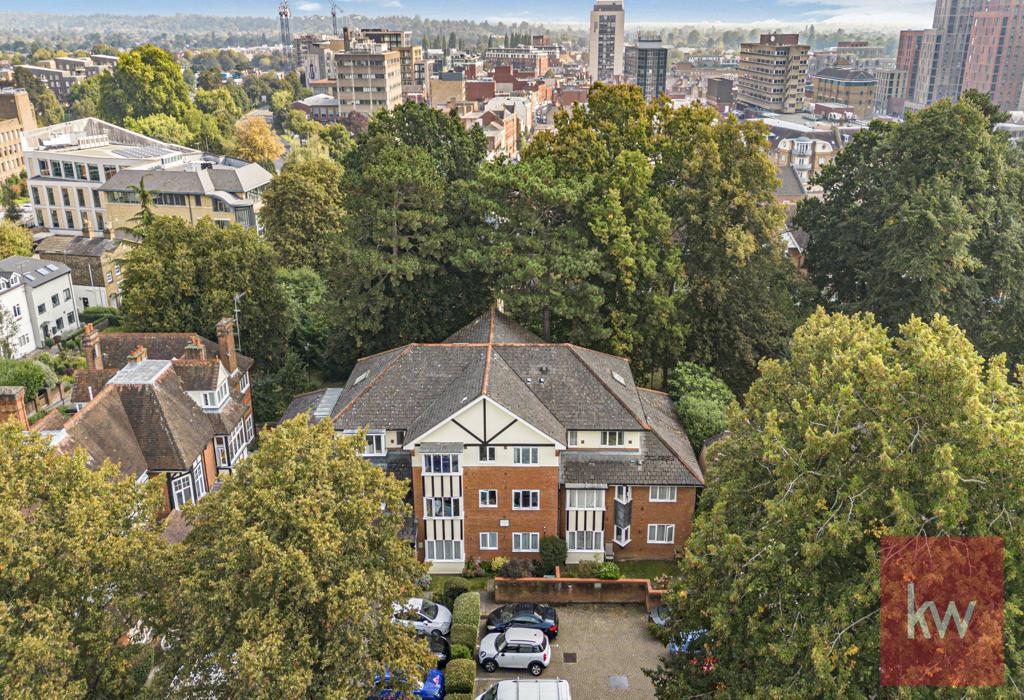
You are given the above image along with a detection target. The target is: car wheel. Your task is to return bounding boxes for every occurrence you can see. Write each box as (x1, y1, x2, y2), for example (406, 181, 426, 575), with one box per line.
(482, 659, 498, 673)
(430, 628, 442, 638)
(528, 662, 544, 676)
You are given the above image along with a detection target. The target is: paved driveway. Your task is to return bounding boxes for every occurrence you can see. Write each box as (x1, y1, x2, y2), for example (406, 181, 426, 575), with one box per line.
(472, 603, 665, 699)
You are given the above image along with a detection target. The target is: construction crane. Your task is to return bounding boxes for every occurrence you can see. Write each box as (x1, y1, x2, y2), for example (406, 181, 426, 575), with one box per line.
(330, 0, 339, 36)
(278, 0, 293, 71)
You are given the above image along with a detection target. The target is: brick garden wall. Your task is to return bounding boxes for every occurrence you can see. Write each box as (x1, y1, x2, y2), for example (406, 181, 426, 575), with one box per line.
(494, 573, 665, 610)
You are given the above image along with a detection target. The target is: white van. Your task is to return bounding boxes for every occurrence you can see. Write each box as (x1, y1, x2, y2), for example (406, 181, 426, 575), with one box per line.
(474, 679, 571, 700)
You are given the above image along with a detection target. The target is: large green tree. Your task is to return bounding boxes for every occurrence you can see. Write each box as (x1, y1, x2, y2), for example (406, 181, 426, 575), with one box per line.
(0, 423, 168, 698)
(152, 418, 433, 699)
(98, 45, 193, 124)
(13, 67, 64, 126)
(795, 98, 1024, 367)
(0, 219, 32, 258)
(649, 310, 1024, 698)
(120, 217, 288, 371)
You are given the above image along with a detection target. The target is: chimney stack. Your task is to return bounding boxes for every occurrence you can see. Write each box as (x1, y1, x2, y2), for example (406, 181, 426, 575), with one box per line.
(181, 335, 207, 361)
(82, 217, 94, 239)
(127, 344, 148, 365)
(215, 318, 237, 374)
(104, 226, 115, 240)
(0, 386, 29, 430)
(82, 323, 102, 370)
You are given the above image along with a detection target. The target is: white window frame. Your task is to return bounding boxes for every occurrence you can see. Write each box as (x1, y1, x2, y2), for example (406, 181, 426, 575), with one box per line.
(364, 433, 385, 456)
(513, 446, 539, 465)
(480, 531, 498, 550)
(239, 371, 250, 393)
(244, 414, 254, 443)
(615, 485, 632, 504)
(512, 489, 539, 510)
(567, 489, 604, 509)
(614, 524, 631, 546)
(171, 472, 195, 509)
(423, 496, 462, 519)
(567, 530, 604, 552)
(600, 430, 625, 447)
(191, 456, 207, 499)
(647, 523, 675, 544)
(567, 430, 578, 446)
(479, 489, 498, 508)
(512, 531, 540, 552)
(649, 486, 677, 502)
(422, 453, 461, 474)
(425, 539, 463, 561)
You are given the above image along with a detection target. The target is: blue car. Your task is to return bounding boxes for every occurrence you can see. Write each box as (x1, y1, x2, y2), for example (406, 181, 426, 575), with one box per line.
(370, 669, 445, 699)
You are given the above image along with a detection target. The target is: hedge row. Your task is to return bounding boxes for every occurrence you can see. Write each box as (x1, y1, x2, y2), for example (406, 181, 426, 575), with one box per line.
(451, 591, 481, 651)
(447, 694, 474, 700)
(445, 658, 476, 694)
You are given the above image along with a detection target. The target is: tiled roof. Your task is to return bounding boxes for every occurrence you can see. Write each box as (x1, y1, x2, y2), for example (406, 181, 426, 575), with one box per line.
(57, 385, 150, 478)
(0, 256, 71, 288)
(70, 368, 117, 403)
(35, 234, 127, 258)
(776, 165, 806, 197)
(171, 359, 222, 392)
(97, 332, 253, 373)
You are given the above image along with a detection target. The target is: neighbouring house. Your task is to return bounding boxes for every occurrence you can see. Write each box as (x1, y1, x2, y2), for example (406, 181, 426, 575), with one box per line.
(282, 308, 704, 573)
(34, 221, 134, 310)
(10, 319, 256, 539)
(0, 255, 79, 348)
(0, 267, 34, 358)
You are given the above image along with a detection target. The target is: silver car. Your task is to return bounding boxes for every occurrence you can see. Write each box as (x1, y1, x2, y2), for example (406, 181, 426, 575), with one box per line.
(475, 679, 571, 700)
(392, 597, 452, 637)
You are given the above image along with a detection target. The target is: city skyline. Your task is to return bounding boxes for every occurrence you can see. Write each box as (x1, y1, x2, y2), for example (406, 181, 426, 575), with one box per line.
(12, 0, 936, 29)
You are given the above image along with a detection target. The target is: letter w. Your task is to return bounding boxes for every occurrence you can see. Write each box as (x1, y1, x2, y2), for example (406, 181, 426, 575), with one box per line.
(930, 599, 976, 639)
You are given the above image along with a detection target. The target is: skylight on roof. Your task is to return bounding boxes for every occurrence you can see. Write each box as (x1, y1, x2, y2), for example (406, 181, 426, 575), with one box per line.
(353, 370, 369, 385)
(36, 268, 49, 276)
(23, 273, 34, 280)
(45, 264, 59, 272)
(611, 370, 626, 386)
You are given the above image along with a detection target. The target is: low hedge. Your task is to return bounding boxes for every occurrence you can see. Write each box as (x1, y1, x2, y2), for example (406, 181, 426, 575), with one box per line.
(445, 658, 476, 694)
(451, 591, 481, 650)
(447, 694, 474, 700)
(451, 623, 478, 652)
(450, 643, 472, 660)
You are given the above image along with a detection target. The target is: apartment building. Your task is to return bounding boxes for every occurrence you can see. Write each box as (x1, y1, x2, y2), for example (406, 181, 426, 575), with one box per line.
(22, 118, 200, 234)
(771, 136, 835, 190)
(334, 42, 403, 116)
(0, 268, 34, 359)
(295, 34, 346, 86)
(483, 47, 550, 76)
(873, 67, 909, 116)
(99, 156, 272, 233)
(589, 0, 625, 82)
(737, 34, 809, 114)
(283, 308, 703, 573)
(18, 55, 117, 101)
(0, 88, 37, 180)
(362, 29, 426, 91)
(811, 67, 877, 118)
(0, 256, 79, 347)
(625, 37, 668, 101)
(34, 224, 133, 310)
(962, 0, 1024, 111)
(11, 319, 256, 531)
(430, 72, 466, 108)
(909, 0, 985, 106)
(896, 29, 928, 106)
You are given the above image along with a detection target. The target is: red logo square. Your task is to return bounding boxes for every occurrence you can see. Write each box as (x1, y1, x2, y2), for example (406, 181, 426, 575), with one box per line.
(880, 536, 1004, 686)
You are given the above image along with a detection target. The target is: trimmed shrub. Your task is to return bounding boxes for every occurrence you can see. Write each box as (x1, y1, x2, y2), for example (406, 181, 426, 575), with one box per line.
(596, 562, 621, 580)
(440, 577, 472, 609)
(539, 536, 567, 575)
(450, 643, 472, 660)
(575, 558, 599, 578)
(451, 623, 478, 651)
(497, 558, 535, 579)
(446, 658, 476, 693)
(488, 556, 508, 573)
(447, 694, 474, 700)
(452, 591, 481, 627)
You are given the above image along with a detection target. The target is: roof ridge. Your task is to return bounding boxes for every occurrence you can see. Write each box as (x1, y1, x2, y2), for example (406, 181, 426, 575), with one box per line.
(637, 387, 669, 396)
(566, 345, 651, 430)
(333, 344, 416, 421)
(637, 391, 704, 486)
(481, 307, 495, 394)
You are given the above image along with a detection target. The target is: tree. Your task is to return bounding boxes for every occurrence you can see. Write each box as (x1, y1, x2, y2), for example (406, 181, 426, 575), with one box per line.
(259, 157, 345, 270)
(0, 423, 168, 698)
(124, 113, 193, 148)
(666, 362, 735, 448)
(67, 75, 103, 119)
(2, 185, 22, 225)
(126, 176, 158, 228)
(231, 116, 284, 166)
(278, 267, 331, 371)
(0, 307, 18, 359)
(319, 124, 355, 163)
(151, 418, 433, 699)
(98, 44, 192, 124)
(0, 359, 57, 397)
(13, 67, 64, 126)
(194, 87, 244, 136)
(795, 98, 1024, 368)
(649, 310, 1024, 698)
(960, 88, 1010, 127)
(0, 219, 31, 258)
(120, 217, 288, 372)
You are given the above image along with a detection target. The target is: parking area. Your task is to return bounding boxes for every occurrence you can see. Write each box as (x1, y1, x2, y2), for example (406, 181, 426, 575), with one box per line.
(472, 602, 666, 698)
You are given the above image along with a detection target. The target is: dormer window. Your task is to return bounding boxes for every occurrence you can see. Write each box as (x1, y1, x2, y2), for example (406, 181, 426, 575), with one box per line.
(203, 380, 229, 408)
(364, 433, 385, 456)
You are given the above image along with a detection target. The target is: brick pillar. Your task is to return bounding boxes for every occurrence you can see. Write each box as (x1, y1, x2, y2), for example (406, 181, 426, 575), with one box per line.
(0, 386, 29, 429)
(81, 323, 102, 370)
(215, 318, 237, 373)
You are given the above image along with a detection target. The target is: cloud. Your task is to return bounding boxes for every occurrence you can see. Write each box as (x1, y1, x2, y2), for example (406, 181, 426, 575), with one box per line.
(297, 1, 322, 10)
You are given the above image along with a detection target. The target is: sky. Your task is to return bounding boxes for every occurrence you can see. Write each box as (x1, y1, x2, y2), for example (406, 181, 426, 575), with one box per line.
(13, 0, 936, 29)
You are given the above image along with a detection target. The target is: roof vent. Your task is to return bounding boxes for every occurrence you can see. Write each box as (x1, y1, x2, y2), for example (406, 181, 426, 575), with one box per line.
(611, 370, 626, 386)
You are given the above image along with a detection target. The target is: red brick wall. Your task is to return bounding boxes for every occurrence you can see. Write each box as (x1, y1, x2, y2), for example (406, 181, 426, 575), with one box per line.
(612, 486, 697, 561)
(462, 466, 560, 561)
(494, 576, 665, 610)
(466, 80, 496, 102)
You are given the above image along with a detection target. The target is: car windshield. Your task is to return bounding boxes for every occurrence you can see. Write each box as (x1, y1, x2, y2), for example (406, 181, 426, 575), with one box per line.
(420, 600, 439, 620)
(495, 633, 507, 652)
(481, 688, 498, 700)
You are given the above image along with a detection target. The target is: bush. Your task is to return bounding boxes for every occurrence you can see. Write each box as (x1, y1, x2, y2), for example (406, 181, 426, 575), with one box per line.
(445, 658, 476, 693)
(596, 562, 621, 580)
(497, 558, 535, 579)
(0, 359, 58, 397)
(440, 577, 471, 609)
(450, 643, 472, 660)
(575, 558, 599, 578)
(447, 694, 474, 700)
(462, 556, 486, 578)
(488, 556, 508, 573)
(451, 591, 481, 650)
(667, 361, 736, 447)
(539, 536, 567, 575)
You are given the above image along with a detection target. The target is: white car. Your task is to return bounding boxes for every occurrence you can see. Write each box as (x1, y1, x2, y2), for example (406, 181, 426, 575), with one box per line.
(478, 627, 551, 676)
(392, 597, 452, 637)
(475, 679, 570, 700)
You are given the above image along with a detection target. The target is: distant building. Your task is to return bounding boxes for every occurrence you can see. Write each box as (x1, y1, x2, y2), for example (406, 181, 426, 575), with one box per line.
(483, 47, 549, 76)
(0, 256, 79, 348)
(873, 67, 909, 116)
(334, 42, 403, 116)
(962, 0, 1024, 111)
(737, 34, 809, 114)
(17, 55, 116, 101)
(896, 29, 928, 107)
(811, 67, 877, 118)
(771, 136, 835, 190)
(625, 37, 668, 101)
(589, 0, 625, 83)
(705, 77, 735, 113)
(911, 0, 985, 106)
(0, 266, 34, 358)
(429, 72, 466, 109)
(0, 88, 37, 180)
(34, 225, 133, 310)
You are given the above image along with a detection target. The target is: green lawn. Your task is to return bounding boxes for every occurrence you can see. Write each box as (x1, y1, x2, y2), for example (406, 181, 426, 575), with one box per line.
(613, 560, 679, 582)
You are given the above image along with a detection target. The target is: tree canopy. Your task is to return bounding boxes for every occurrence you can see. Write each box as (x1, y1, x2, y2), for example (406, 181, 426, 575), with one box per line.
(0, 219, 32, 258)
(0, 423, 168, 698)
(231, 116, 284, 166)
(13, 66, 64, 126)
(666, 362, 735, 448)
(649, 310, 1024, 697)
(151, 418, 433, 699)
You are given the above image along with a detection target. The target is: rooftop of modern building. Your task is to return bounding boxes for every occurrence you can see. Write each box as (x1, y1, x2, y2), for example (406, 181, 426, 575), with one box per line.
(0, 256, 71, 287)
(22, 117, 200, 160)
